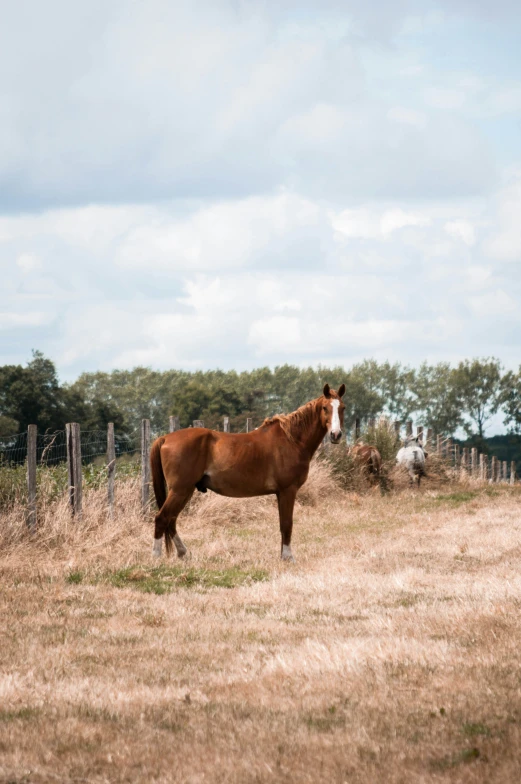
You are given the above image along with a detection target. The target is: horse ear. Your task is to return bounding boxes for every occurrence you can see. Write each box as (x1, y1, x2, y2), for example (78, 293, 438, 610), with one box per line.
(337, 383, 346, 399)
(323, 383, 331, 398)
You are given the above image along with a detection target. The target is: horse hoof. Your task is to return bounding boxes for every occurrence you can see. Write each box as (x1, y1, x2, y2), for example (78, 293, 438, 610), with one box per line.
(177, 547, 187, 559)
(281, 553, 295, 563)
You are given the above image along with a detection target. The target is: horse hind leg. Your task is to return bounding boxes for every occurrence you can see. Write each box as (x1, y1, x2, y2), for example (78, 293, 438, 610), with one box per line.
(153, 489, 192, 558)
(277, 486, 298, 563)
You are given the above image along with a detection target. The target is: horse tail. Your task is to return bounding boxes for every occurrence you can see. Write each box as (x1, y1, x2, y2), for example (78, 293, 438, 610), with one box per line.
(150, 436, 167, 510)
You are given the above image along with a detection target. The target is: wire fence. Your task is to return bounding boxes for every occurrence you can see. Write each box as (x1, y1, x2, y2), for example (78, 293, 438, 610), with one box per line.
(0, 429, 141, 467)
(0, 415, 518, 526)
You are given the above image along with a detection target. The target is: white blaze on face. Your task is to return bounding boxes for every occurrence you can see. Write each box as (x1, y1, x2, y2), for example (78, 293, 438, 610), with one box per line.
(330, 399, 341, 436)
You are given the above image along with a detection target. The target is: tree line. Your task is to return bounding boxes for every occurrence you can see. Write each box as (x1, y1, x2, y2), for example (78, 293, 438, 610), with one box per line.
(1, 351, 520, 439)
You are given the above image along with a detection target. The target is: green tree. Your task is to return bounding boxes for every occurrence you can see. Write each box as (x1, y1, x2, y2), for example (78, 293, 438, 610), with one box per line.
(0, 414, 19, 436)
(414, 363, 463, 435)
(343, 364, 384, 424)
(0, 351, 65, 432)
(355, 360, 415, 422)
(501, 368, 521, 433)
(455, 358, 503, 438)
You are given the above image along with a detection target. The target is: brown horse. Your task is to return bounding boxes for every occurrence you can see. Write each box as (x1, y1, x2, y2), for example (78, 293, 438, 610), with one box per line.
(349, 443, 382, 486)
(150, 383, 346, 562)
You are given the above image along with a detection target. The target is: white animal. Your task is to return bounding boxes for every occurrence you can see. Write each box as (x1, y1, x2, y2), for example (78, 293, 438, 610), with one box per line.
(396, 436, 427, 486)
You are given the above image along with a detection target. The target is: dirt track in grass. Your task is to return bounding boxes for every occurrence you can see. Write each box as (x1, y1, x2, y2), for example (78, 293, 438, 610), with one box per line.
(1, 465, 521, 783)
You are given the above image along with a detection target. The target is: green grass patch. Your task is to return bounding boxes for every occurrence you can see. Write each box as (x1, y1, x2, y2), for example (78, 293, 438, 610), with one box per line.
(395, 593, 421, 608)
(462, 721, 491, 737)
(305, 707, 346, 733)
(87, 564, 269, 594)
(433, 491, 477, 505)
(430, 747, 481, 770)
(484, 488, 501, 497)
(0, 707, 41, 722)
(66, 570, 84, 584)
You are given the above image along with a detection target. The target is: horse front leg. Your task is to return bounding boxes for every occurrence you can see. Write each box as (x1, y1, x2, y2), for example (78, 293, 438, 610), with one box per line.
(277, 486, 298, 562)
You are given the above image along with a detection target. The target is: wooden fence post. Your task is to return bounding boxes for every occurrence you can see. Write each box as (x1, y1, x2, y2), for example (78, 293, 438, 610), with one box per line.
(426, 428, 433, 451)
(479, 453, 486, 482)
(26, 425, 37, 530)
(223, 416, 230, 433)
(193, 420, 204, 429)
(107, 422, 115, 519)
(246, 417, 253, 433)
(355, 418, 361, 441)
(471, 447, 477, 477)
(394, 421, 401, 440)
(511, 461, 516, 485)
(66, 423, 82, 519)
(169, 416, 180, 433)
(496, 457, 502, 483)
(416, 425, 423, 441)
(141, 419, 151, 513)
(447, 438, 453, 464)
(490, 455, 497, 484)
(437, 435, 443, 455)
(454, 443, 460, 467)
(461, 447, 468, 472)
(406, 420, 413, 438)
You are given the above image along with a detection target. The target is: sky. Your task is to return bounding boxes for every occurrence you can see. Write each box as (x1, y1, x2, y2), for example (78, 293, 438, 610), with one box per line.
(1, 0, 521, 390)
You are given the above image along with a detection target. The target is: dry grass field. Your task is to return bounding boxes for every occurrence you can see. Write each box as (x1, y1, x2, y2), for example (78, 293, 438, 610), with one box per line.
(1, 461, 521, 783)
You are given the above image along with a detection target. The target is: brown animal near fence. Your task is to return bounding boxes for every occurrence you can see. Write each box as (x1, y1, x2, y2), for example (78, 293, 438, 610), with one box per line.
(349, 443, 382, 487)
(150, 383, 346, 562)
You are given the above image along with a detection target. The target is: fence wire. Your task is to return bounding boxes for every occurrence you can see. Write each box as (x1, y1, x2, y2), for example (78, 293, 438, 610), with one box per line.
(0, 428, 141, 467)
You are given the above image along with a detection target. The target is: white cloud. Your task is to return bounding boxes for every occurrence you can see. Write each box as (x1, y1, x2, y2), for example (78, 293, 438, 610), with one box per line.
(115, 193, 323, 271)
(331, 206, 430, 239)
(16, 253, 42, 272)
(444, 220, 476, 246)
(424, 87, 467, 110)
(248, 317, 302, 355)
(0, 311, 52, 329)
(387, 106, 427, 128)
(484, 180, 521, 261)
(468, 289, 516, 316)
(380, 209, 431, 235)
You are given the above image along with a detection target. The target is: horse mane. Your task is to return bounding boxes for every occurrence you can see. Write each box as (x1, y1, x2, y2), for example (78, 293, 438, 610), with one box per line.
(262, 398, 321, 443)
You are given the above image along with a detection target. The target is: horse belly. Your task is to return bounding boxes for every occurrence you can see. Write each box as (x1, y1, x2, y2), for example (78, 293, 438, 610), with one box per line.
(204, 444, 278, 497)
(205, 467, 275, 498)
(205, 477, 274, 498)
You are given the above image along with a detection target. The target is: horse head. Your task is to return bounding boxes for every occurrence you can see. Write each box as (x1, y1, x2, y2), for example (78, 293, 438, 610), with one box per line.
(321, 383, 346, 444)
(404, 435, 428, 458)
